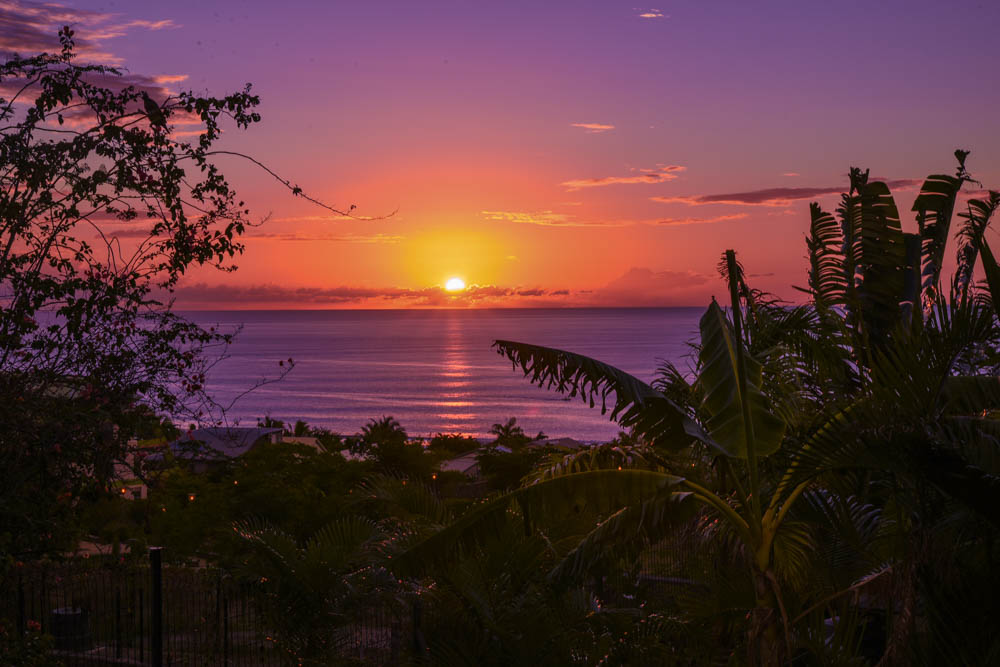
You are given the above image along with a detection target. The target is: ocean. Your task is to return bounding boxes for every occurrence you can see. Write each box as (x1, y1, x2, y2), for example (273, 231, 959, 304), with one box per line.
(185, 308, 703, 441)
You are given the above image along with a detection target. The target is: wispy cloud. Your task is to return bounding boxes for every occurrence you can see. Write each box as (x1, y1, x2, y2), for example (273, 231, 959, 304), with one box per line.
(570, 122, 615, 133)
(153, 74, 189, 84)
(245, 232, 403, 244)
(656, 213, 748, 226)
(270, 214, 364, 223)
(561, 165, 685, 191)
(97, 228, 403, 244)
(0, 2, 186, 130)
(783, 172, 801, 177)
(480, 210, 629, 227)
(0, 1, 177, 63)
(651, 178, 923, 207)
(481, 209, 747, 228)
(879, 178, 924, 191)
(637, 9, 666, 19)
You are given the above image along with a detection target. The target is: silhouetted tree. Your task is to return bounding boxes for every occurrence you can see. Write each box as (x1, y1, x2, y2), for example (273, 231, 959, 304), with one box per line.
(0, 29, 356, 559)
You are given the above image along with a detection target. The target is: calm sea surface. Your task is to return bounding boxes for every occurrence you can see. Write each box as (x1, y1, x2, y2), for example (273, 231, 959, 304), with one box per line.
(185, 308, 702, 441)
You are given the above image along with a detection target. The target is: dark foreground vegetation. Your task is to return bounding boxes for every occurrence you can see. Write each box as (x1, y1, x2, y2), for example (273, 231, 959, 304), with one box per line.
(3, 31, 1000, 667)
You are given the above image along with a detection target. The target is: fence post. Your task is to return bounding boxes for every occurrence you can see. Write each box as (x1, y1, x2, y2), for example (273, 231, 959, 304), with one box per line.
(412, 597, 425, 661)
(150, 547, 163, 667)
(115, 587, 122, 659)
(139, 587, 144, 663)
(16, 572, 25, 637)
(222, 587, 230, 667)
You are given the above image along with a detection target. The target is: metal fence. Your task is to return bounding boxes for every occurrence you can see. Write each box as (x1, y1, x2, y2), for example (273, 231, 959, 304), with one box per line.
(2, 549, 408, 667)
(2, 540, 689, 666)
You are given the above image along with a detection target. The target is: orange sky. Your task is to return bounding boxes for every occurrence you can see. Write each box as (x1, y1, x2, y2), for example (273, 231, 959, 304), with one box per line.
(17, 0, 1000, 309)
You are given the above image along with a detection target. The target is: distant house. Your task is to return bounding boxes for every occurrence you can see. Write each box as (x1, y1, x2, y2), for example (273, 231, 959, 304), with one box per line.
(113, 438, 166, 500)
(439, 451, 482, 479)
(162, 426, 283, 472)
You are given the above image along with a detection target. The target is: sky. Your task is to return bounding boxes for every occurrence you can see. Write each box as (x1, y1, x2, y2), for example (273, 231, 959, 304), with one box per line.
(5, 0, 1000, 308)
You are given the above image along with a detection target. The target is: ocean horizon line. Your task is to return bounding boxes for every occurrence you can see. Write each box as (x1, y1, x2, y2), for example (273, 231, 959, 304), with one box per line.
(177, 304, 709, 313)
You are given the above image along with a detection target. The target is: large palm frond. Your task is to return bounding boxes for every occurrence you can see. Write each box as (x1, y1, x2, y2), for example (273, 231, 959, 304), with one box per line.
(912, 173, 965, 305)
(527, 440, 668, 483)
(697, 300, 785, 458)
(493, 339, 711, 450)
(856, 179, 908, 340)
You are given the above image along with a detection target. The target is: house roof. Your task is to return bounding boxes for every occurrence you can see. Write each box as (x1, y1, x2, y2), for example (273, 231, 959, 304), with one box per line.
(439, 451, 480, 475)
(168, 427, 282, 460)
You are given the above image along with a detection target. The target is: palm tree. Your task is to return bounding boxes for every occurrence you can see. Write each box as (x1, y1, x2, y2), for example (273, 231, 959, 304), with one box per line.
(401, 154, 1000, 664)
(360, 415, 408, 449)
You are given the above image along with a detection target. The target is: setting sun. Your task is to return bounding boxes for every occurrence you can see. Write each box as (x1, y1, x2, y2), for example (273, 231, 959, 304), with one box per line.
(445, 277, 466, 292)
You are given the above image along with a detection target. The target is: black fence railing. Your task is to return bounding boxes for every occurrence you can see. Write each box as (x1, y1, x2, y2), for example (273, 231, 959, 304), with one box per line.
(2, 549, 408, 666)
(4, 551, 279, 666)
(2, 539, 690, 666)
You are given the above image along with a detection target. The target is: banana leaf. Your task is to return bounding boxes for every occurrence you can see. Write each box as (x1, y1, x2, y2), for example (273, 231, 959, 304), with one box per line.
(697, 300, 785, 458)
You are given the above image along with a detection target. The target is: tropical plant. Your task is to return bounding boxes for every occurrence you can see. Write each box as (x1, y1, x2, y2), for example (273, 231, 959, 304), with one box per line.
(399, 154, 1000, 664)
(234, 516, 402, 665)
(353, 416, 434, 479)
(488, 417, 546, 449)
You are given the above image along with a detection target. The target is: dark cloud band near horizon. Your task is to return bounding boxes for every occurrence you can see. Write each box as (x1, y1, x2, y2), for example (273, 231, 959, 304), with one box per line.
(165, 282, 574, 307)
(652, 178, 924, 206)
(166, 265, 718, 309)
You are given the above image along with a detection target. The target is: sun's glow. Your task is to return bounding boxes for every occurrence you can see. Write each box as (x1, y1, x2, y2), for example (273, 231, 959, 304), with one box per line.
(445, 277, 466, 291)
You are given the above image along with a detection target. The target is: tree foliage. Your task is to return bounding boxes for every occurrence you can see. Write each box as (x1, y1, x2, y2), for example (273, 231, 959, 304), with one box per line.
(0, 30, 350, 560)
(403, 153, 1000, 664)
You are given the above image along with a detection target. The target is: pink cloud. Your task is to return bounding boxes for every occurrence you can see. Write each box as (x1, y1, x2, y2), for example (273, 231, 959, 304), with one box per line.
(585, 267, 711, 307)
(244, 232, 404, 244)
(656, 213, 748, 226)
(561, 165, 686, 191)
(570, 122, 615, 133)
(480, 210, 629, 227)
(0, 1, 176, 64)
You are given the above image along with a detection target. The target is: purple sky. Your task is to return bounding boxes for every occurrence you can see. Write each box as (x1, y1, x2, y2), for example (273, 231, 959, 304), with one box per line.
(7, 0, 1000, 307)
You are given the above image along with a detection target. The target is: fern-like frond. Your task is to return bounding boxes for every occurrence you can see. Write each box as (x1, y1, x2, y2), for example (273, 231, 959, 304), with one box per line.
(355, 473, 451, 526)
(396, 469, 684, 574)
(652, 358, 698, 412)
(527, 441, 664, 482)
(805, 202, 848, 310)
(493, 339, 710, 450)
(550, 489, 695, 582)
(955, 191, 1000, 300)
(304, 515, 381, 572)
